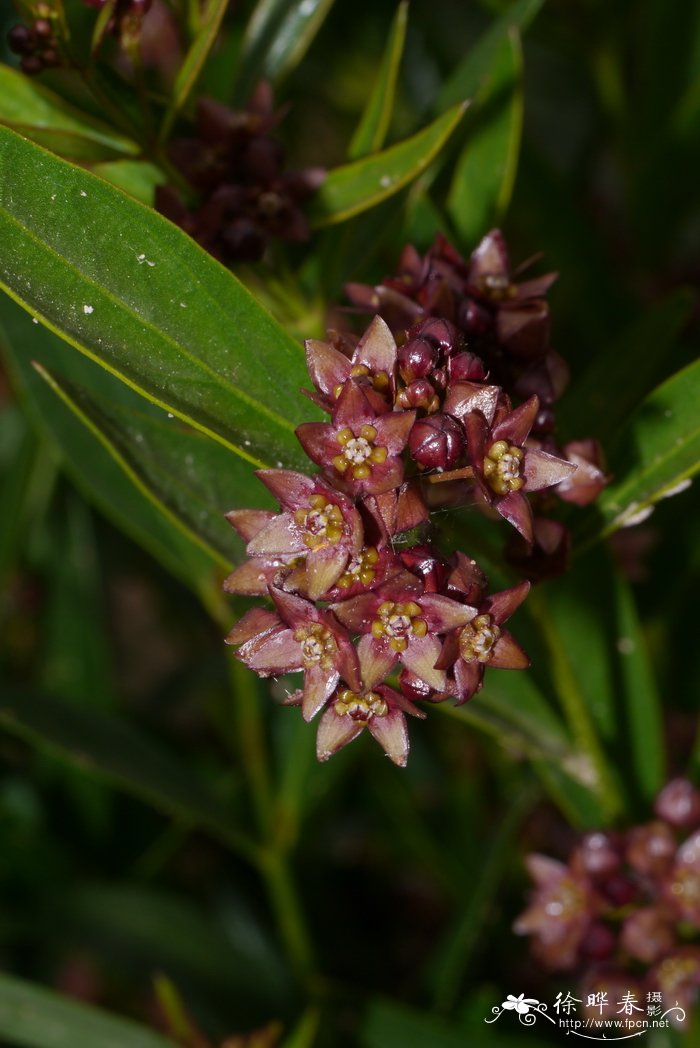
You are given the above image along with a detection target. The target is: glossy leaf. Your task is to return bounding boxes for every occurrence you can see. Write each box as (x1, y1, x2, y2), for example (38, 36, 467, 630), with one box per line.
(36, 364, 271, 568)
(437, 0, 544, 111)
(236, 0, 337, 100)
(0, 972, 174, 1048)
(160, 0, 230, 141)
(0, 128, 312, 471)
(0, 64, 138, 161)
(582, 356, 700, 539)
(348, 1, 408, 160)
(309, 102, 468, 227)
(0, 689, 257, 860)
(90, 159, 166, 204)
(0, 299, 218, 594)
(447, 29, 523, 243)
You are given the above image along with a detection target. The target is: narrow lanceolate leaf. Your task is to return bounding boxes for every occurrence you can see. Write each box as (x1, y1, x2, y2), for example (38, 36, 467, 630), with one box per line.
(236, 0, 337, 100)
(348, 1, 409, 160)
(309, 102, 468, 227)
(0, 128, 313, 471)
(580, 357, 700, 540)
(160, 0, 230, 141)
(437, 0, 544, 111)
(0, 64, 138, 161)
(0, 689, 257, 860)
(36, 364, 271, 568)
(0, 972, 175, 1048)
(0, 300, 218, 595)
(447, 28, 523, 243)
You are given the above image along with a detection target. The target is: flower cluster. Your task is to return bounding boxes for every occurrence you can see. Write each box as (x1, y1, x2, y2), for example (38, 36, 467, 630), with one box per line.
(155, 85, 325, 265)
(514, 779, 700, 1016)
(224, 230, 597, 765)
(346, 230, 608, 578)
(8, 6, 61, 76)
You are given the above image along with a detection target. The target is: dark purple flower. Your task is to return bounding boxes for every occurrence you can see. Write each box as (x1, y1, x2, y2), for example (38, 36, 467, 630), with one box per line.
(304, 316, 397, 414)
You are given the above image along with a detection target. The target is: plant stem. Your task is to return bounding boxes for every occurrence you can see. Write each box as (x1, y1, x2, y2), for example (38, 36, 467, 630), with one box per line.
(260, 849, 316, 988)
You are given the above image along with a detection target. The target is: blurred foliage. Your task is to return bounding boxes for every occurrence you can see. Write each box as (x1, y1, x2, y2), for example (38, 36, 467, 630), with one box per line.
(0, 0, 699, 1045)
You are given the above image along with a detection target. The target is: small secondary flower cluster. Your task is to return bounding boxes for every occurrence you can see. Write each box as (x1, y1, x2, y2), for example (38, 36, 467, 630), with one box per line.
(225, 231, 597, 766)
(514, 778, 700, 1016)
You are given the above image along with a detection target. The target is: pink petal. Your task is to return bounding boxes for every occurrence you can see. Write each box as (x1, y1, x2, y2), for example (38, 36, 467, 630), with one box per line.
(223, 560, 280, 596)
(396, 480, 430, 533)
(306, 546, 350, 600)
(336, 634, 362, 692)
(434, 630, 460, 672)
(247, 513, 306, 556)
(453, 659, 483, 703)
(237, 628, 302, 675)
(525, 854, 569, 887)
(332, 380, 374, 426)
(305, 338, 351, 398)
(302, 665, 339, 722)
(496, 490, 533, 543)
(401, 635, 445, 691)
(368, 708, 409, 767)
(523, 448, 578, 492)
(225, 608, 280, 645)
(515, 273, 558, 299)
(490, 631, 530, 670)
(493, 395, 539, 446)
(357, 634, 397, 689)
(420, 594, 477, 632)
(316, 706, 364, 761)
(225, 508, 275, 541)
(374, 409, 416, 454)
(484, 581, 530, 624)
(256, 469, 316, 509)
(468, 229, 509, 282)
(330, 593, 378, 631)
(362, 455, 404, 496)
(269, 586, 317, 628)
(295, 422, 339, 466)
(353, 315, 397, 374)
(443, 382, 500, 425)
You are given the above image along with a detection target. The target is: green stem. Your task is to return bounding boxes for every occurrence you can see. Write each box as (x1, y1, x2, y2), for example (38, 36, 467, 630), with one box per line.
(527, 590, 624, 822)
(260, 849, 316, 988)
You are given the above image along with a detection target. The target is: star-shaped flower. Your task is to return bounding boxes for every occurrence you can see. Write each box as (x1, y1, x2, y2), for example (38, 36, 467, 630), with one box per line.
(304, 315, 397, 414)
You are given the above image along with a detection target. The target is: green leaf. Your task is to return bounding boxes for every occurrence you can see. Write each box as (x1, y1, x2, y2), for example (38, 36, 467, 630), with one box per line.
(0, 64, 139, 161)
(90, 159, 166, 204)
(236, 0, 337, 100)
(0, 972, 174, 1048)
(562, 290, 695, 444)
(0, 127, 313, 472)
(361, 1001, 476, 1048)
(437, 0, 544, 111)
(0, 299, 218, 595)
(348, 2, 408, 160)
(160, 0, 230, 142)
(309, 102, 468, 227)
(0, 689, 257, 860)
(36, 364, 269, 569)
(581, 357, 700, 540)
(447, 29, 523, 242)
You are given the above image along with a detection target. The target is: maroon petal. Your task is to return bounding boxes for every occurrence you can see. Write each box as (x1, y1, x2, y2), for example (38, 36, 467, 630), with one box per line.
(306, 545, 350, 600)
(316, 706, 364, 761)
(453, 658, 483, 703)
(443, 382, 500, 426)
(302, 665, 339, 722)
(331, 593, 379, 631)
(223, 560, 281, 596)
(336, 634, 362, 692)
(468, 229, 509, 283)
(490, 630, 530, 670)
(332, 379, 374, 426)
(496, 490, 534, 543)
(362, 455, 404, 496)
(396, 480, 430, 533)
(492, 395, 539, 446)
(523, 449, 578, 492)
(225, 607, 280, 645)
(256, 469, 316, 509)
(269, 585, 318, 628)
(225, 508, 275, 541)
(420, 593, 477, 632)
(402, 634, 445, 691)
(305, 338, 351, 399)
(484, 580, 530, 624)
(368, 708, 409, 767)
(435, 630, 460, 672)
(295, 422, 339, 466)
(374, 409, 416, 454)
(237, 627, 302, 675)
(357, 634, 397, 690)
(515, 273, 558, 299)
(247, 512, 306, 556)
(463, 408, 490, 464)
(353, 315, 397, 375)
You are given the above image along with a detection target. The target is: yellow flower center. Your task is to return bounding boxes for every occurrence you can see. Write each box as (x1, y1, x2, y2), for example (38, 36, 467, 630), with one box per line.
(478, 273, 517, 301)
(336, 547, 380, 589)
(334, 688, 388, 723)
(671, 867, 700, 910)
(293, 494, 344, 549)
(331, 425, 388, 480)
(371, 600, 427, 653)
(293, 623, 338, 670)
(544, 876, 587, 920)
(483, 440, 525, 495)
(459, 614, 501, 663)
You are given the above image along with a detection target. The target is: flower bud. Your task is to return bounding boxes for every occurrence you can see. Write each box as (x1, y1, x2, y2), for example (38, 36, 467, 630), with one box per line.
(459, 298, 492, 337)
(395, 379, 440, 413)
(579, 921, 616, 961)
(411, 317, 461, 355)
(397, 337, 438, 381)
(448, 351, 486, 383)
(578, 832, 622, 878)
(654, 779, 700, 829)
(409, 413, 465, 470)
(625, 821, 676, 878)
